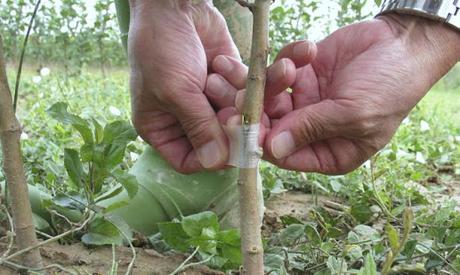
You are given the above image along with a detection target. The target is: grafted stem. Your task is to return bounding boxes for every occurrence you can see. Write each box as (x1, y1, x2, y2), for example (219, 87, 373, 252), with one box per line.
(236, 0, 271, 274)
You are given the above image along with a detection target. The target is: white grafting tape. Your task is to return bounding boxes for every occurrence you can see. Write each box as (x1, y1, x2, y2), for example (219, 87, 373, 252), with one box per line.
(224, 123, 261, 168)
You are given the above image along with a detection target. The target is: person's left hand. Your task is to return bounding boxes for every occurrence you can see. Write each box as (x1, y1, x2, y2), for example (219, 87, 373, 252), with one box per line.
(128, 0, 241, 173)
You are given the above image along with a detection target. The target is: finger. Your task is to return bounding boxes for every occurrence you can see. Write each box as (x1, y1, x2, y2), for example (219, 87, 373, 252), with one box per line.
(275, 40, 317, 68)
(264, 138, 367, 174)
(133, 111, 204, 174)
(235, 88, 292, 119)
(291, 65, 321, 109)
(170, 92, 229, 170)
(265, 100, 346, 160)
(264, 91, 293, 119)
(265, 58, 297, 97)
(205, 74, 238, 109)
(212, 55, 248, 90)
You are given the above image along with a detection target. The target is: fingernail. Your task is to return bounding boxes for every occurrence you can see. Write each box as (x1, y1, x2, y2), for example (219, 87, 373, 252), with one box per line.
(227, 115, 241, 126)
(271, 131, 295, 159)
(214, 56, 232, 74)
(197, 140, 222, 168)
(207, 75, 226, 98)
(293, 41, 310, 60)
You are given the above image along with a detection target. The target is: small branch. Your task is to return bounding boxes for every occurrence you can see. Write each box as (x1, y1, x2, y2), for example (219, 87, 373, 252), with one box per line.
(170, 246, 200, 275)
(13, 0, 42, 112)
(3, 260, 78, 275)
(0, 206, 15, 258)
(0, 214, 92, 264)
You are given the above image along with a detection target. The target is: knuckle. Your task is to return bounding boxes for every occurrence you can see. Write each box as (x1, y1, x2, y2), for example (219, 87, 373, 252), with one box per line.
(298, 110, 324, 143)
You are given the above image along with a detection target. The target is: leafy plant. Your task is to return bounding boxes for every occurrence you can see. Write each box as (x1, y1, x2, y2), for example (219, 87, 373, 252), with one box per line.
(44, 102, 138, 245)
(157, 211, 242, 270)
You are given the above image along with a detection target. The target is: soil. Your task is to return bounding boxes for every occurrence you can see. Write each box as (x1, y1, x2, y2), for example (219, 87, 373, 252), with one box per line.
(0, 191, 322, 275)
(0, 241, 223, 274)
(1, 183, 457, 275)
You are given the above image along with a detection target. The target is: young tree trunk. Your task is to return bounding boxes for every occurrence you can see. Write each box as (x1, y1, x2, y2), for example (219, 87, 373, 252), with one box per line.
(0, 37, 43, 268)
(236, 0, 271, 274)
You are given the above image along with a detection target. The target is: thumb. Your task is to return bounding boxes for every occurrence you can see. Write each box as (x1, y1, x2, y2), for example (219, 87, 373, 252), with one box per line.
(266, 100, 345, 159)
(172, 92, 229, 169)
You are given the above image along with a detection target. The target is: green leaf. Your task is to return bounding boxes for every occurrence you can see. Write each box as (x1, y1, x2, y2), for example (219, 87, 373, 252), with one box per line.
(92, 118, 104, 143)
(386, 223, 400, 253)
(305, 223, 322, 245)
(217, 229, 240, 246)
(103, 143, 126, 169)
(220, 243, 241, 268)
(157, 222, 190, 252)
(280, 215, 303, 225)
(82, 216, 123, 246)
(112, 170, 138, 199)
(374, 0, 382, 6)
(357, 253, 377, 275)
(350, 202, 373, 223)
(327, 256, 347, 274)
(102, 200, 129, 213)
(48, 102, 93, 144)
(64, 148, 84, 190)
(95, 186, 124, 203)
(52, 193, 87, 211)
(102, 120, 137, 145)
(181, 211, 219, 237)
(280, 224, 304, 246)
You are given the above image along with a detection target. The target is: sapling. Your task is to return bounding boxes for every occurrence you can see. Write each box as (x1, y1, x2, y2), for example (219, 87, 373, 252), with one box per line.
(0, 37, 43, 268)
(235, 0, 271, 273)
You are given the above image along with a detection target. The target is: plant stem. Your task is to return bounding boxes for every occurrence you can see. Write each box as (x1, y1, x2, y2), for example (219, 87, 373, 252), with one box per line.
(235, 0, 271, 274)
(0, 37, 43, 269)
(13, 0, 41, 112)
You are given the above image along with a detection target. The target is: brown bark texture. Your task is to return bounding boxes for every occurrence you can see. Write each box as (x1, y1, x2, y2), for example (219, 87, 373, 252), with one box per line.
(236, 0, 271, 274)
(0, 37, 43, 268)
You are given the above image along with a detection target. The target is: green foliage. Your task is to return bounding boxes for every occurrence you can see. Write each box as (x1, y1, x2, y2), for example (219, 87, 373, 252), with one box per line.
(158, 211, 242, 269)
(260, 89, 460, 274)
(0, 0, 126, 72)
(37, 100, 139, 245)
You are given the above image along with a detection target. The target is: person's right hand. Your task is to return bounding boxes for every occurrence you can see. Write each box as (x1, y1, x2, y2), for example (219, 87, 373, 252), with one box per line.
(128, 0, 240, 173)
(208, 15, 459, 175)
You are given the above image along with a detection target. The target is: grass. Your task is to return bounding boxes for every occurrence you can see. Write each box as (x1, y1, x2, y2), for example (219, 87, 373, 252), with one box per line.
(1, 65, 460, 274)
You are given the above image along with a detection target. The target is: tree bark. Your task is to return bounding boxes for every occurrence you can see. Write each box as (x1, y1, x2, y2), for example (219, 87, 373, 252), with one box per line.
(236, 0, 270, 274)
(0, 37, 43, 268)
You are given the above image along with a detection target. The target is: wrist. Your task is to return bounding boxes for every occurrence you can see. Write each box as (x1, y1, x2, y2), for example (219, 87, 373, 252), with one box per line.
(379, 13, 459, 85)
(379, 13, 460, 60)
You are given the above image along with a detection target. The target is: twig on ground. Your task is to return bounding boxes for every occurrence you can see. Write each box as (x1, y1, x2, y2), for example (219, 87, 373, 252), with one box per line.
(0, 214, 92, 264)
(1, 206, 14, 258)
(170, 246, 200, 275)
(3, 259, 78, 275)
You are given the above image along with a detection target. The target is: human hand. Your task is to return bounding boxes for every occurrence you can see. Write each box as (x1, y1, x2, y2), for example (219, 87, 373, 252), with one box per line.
(206, 41, 316, 147)
(128, 0, 239, 173)
(209, 15, 459, 174)
(265, 15, 460, 174)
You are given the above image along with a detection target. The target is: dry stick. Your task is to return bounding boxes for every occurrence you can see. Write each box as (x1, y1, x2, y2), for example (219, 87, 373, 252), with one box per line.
(0, 38, 43, 269)
(0, 215, 92, 265)
(235, 0, 271, 274)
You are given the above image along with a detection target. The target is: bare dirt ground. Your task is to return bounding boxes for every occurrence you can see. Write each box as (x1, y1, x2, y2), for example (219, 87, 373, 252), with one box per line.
(0, 182, 457, 274)
(0, 192, 322, 275)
